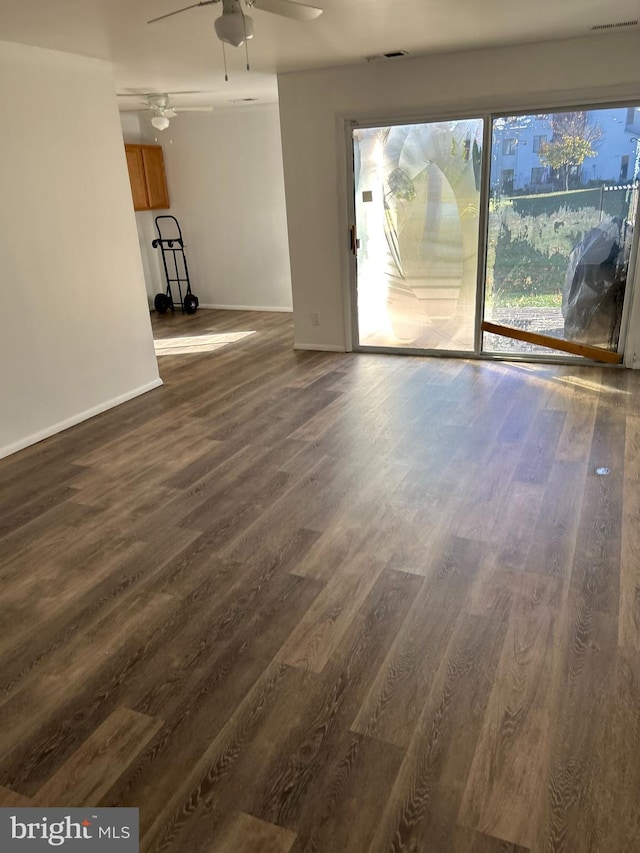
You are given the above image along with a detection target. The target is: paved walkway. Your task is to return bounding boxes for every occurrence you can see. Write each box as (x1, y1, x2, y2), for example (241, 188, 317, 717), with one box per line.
(491, 306, 563, 335)
(486, 306, 565, 354)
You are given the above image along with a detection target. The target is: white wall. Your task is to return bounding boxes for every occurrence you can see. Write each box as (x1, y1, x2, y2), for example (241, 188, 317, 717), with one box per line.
(148, 104, 292, 311)
(0, 41, 161, 459)
(278, 30, 640, 359)
(121, 111, 143, 142)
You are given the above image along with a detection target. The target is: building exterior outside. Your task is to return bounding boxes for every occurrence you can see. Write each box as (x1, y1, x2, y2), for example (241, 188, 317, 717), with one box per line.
(491, 106, 640, 195)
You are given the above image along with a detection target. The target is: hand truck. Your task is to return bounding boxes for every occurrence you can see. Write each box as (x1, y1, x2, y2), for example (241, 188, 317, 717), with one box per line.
(152, 215, 199, 315)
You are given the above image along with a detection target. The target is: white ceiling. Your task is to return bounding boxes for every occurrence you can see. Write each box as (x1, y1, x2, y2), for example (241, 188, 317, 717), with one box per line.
(0, 0, 637, 110)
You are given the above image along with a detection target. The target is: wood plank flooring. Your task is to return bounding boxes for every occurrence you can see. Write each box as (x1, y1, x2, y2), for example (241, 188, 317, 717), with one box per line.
(1, 308, 639, 852)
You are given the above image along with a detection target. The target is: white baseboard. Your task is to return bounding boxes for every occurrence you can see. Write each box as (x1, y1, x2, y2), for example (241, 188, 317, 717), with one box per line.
(198, 304, 293, 313)
(0, 378, 163, 461)
(294, 343, 347, 352)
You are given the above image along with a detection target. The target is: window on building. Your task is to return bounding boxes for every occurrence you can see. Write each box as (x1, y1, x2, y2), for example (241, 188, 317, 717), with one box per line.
(563, 165, 581, 188)
(620, 155, 630, 182)
(533, 135, 547, 153)
(626, 107, 638, 128)
(502, 169, 514, 192)
(502, 138, 516, 156)
(531, 167, 545, 184)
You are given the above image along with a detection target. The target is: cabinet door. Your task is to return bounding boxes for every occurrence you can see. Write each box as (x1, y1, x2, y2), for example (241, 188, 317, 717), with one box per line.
(125, 145, 150, 211)
(142, 145, 170, 209)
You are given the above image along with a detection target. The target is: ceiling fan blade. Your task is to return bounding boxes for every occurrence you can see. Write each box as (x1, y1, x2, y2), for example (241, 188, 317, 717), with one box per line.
(117, 91, 208, 99)
(165, 109, 178, 118)
(174, 106, 215, 112)
(248, 0, 322, 21)
(147, 0, 218, 24)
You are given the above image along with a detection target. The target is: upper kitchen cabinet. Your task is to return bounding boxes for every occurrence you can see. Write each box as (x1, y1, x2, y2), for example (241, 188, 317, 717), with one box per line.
(125, 144, 170, 211)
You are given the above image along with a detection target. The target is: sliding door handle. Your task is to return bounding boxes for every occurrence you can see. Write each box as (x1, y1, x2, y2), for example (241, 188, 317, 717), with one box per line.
(350, 225, 360, 255)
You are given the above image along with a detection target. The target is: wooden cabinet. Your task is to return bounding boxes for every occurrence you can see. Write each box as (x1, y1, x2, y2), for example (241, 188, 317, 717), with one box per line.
(125, 144, 170, 211)
(125, 146, 149, 211)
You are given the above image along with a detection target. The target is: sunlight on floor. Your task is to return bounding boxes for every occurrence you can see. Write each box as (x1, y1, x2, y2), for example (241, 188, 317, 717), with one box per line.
(553, 374, 629, 394)
(513, 363, 629, 394)
(154, 330, 256, 356)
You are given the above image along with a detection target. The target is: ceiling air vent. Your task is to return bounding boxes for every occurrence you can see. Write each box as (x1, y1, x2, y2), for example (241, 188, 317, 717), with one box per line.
(591, 20, 638, 31)
(365, 50, 410, 62)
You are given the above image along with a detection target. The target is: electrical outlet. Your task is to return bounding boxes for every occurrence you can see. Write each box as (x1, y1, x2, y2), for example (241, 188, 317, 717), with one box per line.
(311, 311, 320, 326)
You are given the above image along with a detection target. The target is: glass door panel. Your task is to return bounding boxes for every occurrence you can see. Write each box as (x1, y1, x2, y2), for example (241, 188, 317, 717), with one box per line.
(483, 107, 640, 360)
(353, 119, 484, 351)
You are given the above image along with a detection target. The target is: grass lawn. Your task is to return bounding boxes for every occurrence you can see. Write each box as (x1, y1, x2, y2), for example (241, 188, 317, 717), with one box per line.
(491, 292, 562, 308)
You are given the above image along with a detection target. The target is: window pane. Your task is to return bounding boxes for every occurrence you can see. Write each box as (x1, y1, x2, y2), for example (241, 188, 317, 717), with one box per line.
(533, 134, 546, 153)
(485, 108, 639, 356)
(353, 119, 484, 351)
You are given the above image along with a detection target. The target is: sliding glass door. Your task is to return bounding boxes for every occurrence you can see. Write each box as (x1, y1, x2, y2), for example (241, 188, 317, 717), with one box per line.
(352, 119, 484, 352)
(351, 104, 640, 364)
(482, 107, 640, 362)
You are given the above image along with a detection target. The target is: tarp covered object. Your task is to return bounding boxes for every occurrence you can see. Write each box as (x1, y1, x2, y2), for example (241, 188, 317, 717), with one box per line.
(562, 217, 629, 347)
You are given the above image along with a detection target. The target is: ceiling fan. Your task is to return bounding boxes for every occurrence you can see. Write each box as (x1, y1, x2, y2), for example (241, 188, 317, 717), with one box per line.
(148, 0, 323, 48)
(119, 93, 214, 130)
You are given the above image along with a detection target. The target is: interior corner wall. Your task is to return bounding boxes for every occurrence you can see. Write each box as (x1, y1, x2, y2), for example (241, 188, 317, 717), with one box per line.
(144, 104, 292, 311)
(0, 40, 161, 459)
(277, 31, 640, 354)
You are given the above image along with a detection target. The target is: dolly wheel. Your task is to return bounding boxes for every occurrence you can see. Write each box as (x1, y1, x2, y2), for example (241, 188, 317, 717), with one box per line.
(183, 294, 199, 315)
(154, 293, 170, 314)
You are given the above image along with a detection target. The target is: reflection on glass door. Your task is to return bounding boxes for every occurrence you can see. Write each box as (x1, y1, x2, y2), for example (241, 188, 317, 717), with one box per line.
(353, 119, 484, 351)
(483, 107, 640, 361)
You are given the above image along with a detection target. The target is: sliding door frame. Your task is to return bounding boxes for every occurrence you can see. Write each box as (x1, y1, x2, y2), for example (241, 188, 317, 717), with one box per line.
(347, 97, 640, 366)
(345, 118, 360, 355)
(473, 115, 494, 356)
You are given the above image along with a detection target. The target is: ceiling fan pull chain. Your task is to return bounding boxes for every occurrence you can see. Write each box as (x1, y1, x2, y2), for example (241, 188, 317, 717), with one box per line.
(222, 40, 229, 81)
(243, 12, 251, 70)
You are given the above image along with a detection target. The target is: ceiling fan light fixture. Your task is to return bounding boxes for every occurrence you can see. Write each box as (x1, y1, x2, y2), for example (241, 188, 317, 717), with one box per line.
(151, 115, 171, 130)
(215, 12, 254, 47)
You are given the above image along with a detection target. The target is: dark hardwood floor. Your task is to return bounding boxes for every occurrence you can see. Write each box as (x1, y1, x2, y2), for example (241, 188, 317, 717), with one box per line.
(1, 308, 639, 852)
